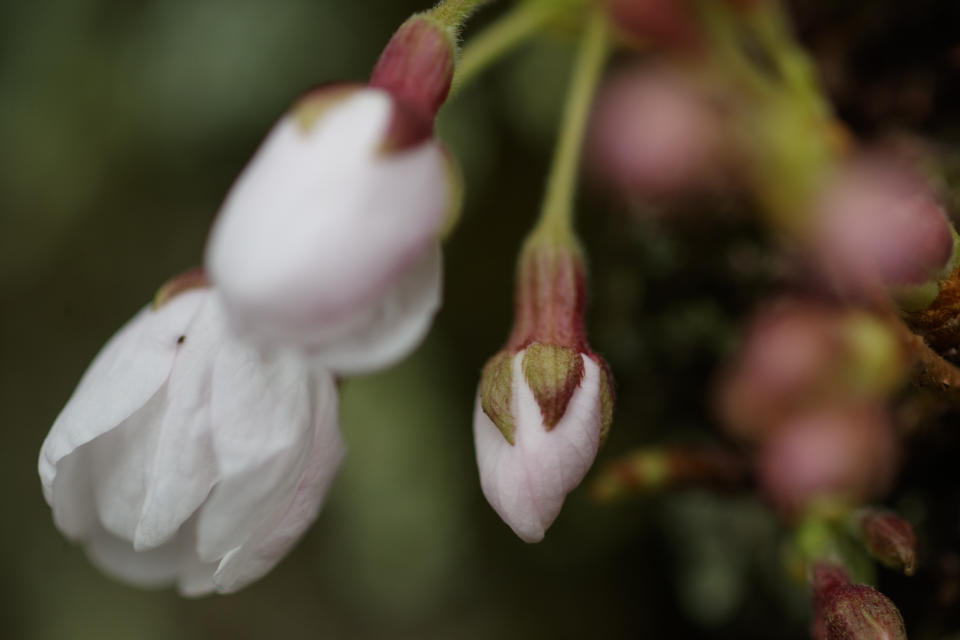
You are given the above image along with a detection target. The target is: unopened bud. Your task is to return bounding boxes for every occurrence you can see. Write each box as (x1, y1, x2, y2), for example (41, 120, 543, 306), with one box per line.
(591, 446, 744, 502)
(855, 509, 918, 576)
(474, 236, 614, 542)
(758, 405, 898, 515)
(370, 15, 456, 119)
(811, 155, 956, 305)
(717, 301, 904, 442)
(812, 564, 907, 640)
(588, 65, 727, 198)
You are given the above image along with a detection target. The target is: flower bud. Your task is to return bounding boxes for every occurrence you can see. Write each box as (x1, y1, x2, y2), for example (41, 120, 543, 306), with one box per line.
(856, 509, 918, 576)
(604, 0, 702, 50)
(474, 240, 614, 542)
(591, 446, 744, 502)
(39, 272, 345, 595)
(206, 85, 460, 374)
(811, 155, 957, 305)
(758, 405, 898, 515)
(811, 564, 907, 640)
(588, 65, 727, 198)
(369, 14, 456, 120)
(716, 301, 903, 442)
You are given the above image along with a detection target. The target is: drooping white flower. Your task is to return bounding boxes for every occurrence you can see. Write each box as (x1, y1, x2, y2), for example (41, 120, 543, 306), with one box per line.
(473, 347, 610, 543)
(38, 280, 344, 596)
(205, 87, 457, 375)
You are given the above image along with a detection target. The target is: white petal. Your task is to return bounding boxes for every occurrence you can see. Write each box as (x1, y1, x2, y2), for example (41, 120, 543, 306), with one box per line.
(194, 334, 317, 561)
(211, 371, 344, 593)
(474, 352, 603, 542)
(38, 290, 205, 502)
(133, 297, 223, 551)
(86, 526, 182, 589)
(206, 88, 450, 350)
(309, 244, 442, 375)
(49, 449, 97, 539)
(88, 392, 165, 541)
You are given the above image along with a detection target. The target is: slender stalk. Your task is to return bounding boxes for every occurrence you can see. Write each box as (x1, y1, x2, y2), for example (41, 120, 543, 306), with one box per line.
(531, 10, 610, 244)
(452, 0, 562, 92)
(429, 0, 494, 27)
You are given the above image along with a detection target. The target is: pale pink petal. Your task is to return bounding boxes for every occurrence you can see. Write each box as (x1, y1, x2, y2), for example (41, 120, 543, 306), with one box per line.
(474, 352, 603, 542)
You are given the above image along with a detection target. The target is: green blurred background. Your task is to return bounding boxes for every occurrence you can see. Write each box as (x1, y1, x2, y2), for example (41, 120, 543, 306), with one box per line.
(5, 1, 959, 638)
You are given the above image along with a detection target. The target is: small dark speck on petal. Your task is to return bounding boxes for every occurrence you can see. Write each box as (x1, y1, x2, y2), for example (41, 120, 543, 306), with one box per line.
(177, 335, 186, 345)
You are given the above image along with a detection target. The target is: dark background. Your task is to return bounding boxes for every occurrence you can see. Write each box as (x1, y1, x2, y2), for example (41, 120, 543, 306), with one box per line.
(2, 1, 959, 638)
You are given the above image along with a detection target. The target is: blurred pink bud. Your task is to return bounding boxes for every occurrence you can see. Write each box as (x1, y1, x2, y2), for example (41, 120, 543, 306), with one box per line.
(812, 156, 955, 297)
(604, 0, 702, 50)
(858, 510, 918, 576)
(588, 66, 725, 198)
(812, 563, 907, 640)
(717, 301, 903, 441)
(717, 302, 843, 441)
(758, 406, 898, 514)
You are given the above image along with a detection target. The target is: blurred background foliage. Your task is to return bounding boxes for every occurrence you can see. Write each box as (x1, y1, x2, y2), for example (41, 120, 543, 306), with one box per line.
(3, 0, 960, 638)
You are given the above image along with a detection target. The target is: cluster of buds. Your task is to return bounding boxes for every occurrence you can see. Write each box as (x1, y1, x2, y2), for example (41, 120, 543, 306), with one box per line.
(474, 234, 614, 542)
(716, 300, 905, 515)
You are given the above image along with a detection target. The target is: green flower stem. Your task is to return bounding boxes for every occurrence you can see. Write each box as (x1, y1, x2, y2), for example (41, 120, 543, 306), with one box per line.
(428, 0, 494, 29)
(452, 0, 562, 92)
(530, 9, 610, 246)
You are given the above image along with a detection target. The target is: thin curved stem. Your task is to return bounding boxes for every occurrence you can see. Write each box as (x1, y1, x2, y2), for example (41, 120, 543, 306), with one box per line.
(452, 0, 560, 93)
(532, 9, 610, 244)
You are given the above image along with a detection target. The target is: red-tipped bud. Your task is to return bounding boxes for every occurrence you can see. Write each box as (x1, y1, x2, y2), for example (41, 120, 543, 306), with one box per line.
(857, 510, 918, 576)
(758, 405, 898, 515)
(370, 15, 456, 120)
(716, 301, 903, 442)
(604, 0, 702, 50)
(811, 564, 907, 640)
(588, 65, 727, 198)
(811, 155, 956, 305)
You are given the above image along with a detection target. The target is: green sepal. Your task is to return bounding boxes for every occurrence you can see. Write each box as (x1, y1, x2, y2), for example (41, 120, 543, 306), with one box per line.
(521, 343, 584, 430)
(480, 350, 516, 444)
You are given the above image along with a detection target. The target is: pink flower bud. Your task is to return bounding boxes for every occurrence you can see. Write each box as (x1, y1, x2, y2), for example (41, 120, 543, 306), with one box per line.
(811, 564, 907, 640)
(588, 66, 725, 197)
(811, 155, 955, 300)
(716, 301, 903, 441)
(758, 406, 898, 514)
(604, 0, 702, 50)
(474, 240, 614, 542)
(857, 510, 918, 576)
(369, 15, 456, 120)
